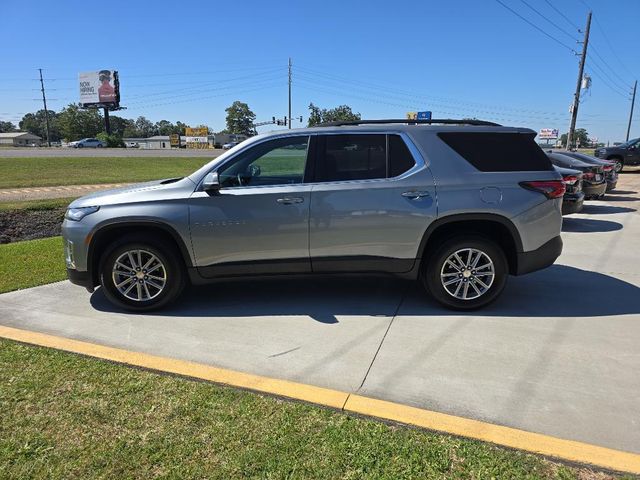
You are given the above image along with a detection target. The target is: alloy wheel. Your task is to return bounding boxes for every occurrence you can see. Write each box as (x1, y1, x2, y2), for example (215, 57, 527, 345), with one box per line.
(440, 248, 495, 300)
(111, 249, 167, 302)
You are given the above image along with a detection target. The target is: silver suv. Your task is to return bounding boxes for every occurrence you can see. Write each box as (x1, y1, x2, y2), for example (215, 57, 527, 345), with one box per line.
(62, 119, 564, 311)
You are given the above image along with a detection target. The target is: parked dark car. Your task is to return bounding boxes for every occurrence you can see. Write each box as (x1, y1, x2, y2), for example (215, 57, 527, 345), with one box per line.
(550, 150, 617, 192)
(547, 152, 607, 199)
(594, 137, 640, 172)
(553, 165, 584, 214)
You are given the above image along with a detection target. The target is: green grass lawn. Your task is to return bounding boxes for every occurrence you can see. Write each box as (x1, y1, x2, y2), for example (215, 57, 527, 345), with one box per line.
(0, 237, 66, 293)
(0, 157, 210, 188)
(0, 339, 620, 480)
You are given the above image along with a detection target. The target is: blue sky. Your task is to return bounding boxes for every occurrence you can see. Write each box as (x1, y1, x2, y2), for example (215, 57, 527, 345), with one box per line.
(1, 0, 638, 142)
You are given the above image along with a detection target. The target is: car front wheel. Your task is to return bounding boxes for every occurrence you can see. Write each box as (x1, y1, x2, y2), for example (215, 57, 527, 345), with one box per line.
(422, 236, 508, 310)
(100, 237, 185, 311)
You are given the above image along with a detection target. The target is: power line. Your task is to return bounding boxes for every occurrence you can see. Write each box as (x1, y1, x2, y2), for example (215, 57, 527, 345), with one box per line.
(518, 0, 579, 41)
(577, 0, 637, 78)
(493, 0, 577, 53)
(295, 64, 572, 117)
(588, 45, 633, 89)
(585, 65, 630, 99)
(541, 0, 580, 30)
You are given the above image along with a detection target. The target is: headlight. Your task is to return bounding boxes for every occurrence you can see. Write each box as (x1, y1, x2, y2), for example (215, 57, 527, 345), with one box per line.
(65, 206, 100, 221)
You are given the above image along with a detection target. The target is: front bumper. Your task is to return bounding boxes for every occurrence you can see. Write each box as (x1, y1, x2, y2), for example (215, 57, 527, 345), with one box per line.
(67, 268, 94, 291)
(515, 235, 563, 276)
(562, 192, 584, 215)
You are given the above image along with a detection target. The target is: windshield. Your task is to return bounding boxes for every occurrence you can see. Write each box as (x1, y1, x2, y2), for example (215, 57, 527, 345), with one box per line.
(617, 138, 639, 148)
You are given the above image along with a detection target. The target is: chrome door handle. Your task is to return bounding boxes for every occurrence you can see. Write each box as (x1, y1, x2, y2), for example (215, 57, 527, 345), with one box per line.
(401, 191, 431, 200)
(276, 197, 304, 205)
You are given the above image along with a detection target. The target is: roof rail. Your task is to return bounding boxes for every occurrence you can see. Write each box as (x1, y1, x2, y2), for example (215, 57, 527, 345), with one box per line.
(318, 118, 502, 127)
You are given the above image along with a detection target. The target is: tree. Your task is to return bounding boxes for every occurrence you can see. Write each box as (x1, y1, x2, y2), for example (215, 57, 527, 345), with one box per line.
(57, 104, 102, 141)
(308, 103, 322, 127)
(155, 120, 175, 136)
(19, 110, 61, 141)
(0, 121, 17, 133)
(109, 116, 134, 138)
(307, 103, 361, 126)
(560, 128, 589, 149)
(225, 101, 256, 136)
(134, 116, 157, 137)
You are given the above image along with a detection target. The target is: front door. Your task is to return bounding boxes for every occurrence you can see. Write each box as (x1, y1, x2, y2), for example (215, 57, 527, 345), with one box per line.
(189, 135, 312, 277)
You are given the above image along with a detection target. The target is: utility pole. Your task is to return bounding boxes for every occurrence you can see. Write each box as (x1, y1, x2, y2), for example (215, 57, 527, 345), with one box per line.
(626, 80, 637, 141)
(288, 57, 292, 129)
(38, 68, 51, 147)
(566, 11, 591, 151)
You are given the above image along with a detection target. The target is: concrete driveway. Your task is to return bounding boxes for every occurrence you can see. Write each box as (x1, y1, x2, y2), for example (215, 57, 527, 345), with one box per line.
(1, 174, 639, 454)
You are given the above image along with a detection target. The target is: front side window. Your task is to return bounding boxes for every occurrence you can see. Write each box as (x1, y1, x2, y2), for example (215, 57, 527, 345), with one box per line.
(218, 136, 309, 188)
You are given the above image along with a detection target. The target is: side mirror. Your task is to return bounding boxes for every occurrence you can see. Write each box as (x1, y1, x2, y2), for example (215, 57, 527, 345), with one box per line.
(202, 172, 220, 192)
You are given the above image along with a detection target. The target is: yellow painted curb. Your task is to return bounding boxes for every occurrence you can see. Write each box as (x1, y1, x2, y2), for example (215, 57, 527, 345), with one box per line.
(0, 325, 347, 409)
(1, 324, 639, 474)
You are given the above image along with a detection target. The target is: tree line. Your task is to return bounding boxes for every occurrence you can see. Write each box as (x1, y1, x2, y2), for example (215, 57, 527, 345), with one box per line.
(0, 101, 363, 143)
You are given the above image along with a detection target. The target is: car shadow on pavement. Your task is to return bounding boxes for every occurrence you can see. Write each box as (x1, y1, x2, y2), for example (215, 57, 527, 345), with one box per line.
(578, 204, 636, 215)
(561, 217, 623, 232)
(600, 195, 639, 202)
(606, 190, 637, 195)
(90, 264, 640, 319)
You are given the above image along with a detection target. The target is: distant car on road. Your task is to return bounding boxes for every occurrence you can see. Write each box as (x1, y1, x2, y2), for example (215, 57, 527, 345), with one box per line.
(594, 138, 640, 172)
(126, 142, 139, 148)
(68, 138, 106, 148)
(222, 141, 239, 149)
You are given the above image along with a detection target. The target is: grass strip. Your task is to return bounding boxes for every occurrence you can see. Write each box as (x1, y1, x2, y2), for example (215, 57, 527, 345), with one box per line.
(0, 197, 76, 212)
(0, 157, 209, 188)
(0, 338, 623, 480)
(0, 237, 66, 293)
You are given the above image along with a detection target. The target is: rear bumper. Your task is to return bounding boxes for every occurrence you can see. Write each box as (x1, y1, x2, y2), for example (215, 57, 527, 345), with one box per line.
(515, 236, 563, 276)
(562, 192, 584, 215)
(583, 182, 607, 198)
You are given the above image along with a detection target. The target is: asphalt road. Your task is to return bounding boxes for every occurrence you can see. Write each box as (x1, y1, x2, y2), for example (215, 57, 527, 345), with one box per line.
(0, 147, 224, 157)
(1, 173, 638, 454)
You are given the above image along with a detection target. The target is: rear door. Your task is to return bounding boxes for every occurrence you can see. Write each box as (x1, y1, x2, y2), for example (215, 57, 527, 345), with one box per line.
(309, 133, 436, 273)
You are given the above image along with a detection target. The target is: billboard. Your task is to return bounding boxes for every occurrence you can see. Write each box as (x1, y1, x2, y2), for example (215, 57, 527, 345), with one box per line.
(185, 127, 209, 149)
(538, 128, 559, 140)
(406, 112, 418, 120)
(79, 70, 120, 108)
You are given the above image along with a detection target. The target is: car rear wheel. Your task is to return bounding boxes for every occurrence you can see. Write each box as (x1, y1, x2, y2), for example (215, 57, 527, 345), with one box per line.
(422, 235, 508, 310)
(610, 158, 623, 172)
(100, 236, 185, 311)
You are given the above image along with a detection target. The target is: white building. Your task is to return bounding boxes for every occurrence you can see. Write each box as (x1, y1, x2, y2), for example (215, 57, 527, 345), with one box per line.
(0, 132, 42, 146)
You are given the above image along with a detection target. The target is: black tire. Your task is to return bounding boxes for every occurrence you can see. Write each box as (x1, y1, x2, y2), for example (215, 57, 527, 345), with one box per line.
(77, 144, 83, 148)
(97, 144, 103, 148)
(421, 235, 508, 310)
(609, 157, 623, 173)
(99, 235, 186, 311)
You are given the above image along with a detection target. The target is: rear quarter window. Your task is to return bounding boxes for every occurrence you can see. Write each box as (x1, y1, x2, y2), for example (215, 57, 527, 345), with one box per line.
(437, 132, 553, 172)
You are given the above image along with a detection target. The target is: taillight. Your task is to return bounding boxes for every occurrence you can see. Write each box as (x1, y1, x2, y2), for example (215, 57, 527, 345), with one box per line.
(519, 180, 566, 199)
(602, 165, 613, 172)
(562, 175, 578, 185)
(583, 171, 595, 180)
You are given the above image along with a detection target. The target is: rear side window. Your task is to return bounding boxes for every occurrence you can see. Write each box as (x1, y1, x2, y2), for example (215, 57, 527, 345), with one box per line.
(316, 134, 416, 182)
(388, 134, 415, 177)
(437, 132, 553, 171)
